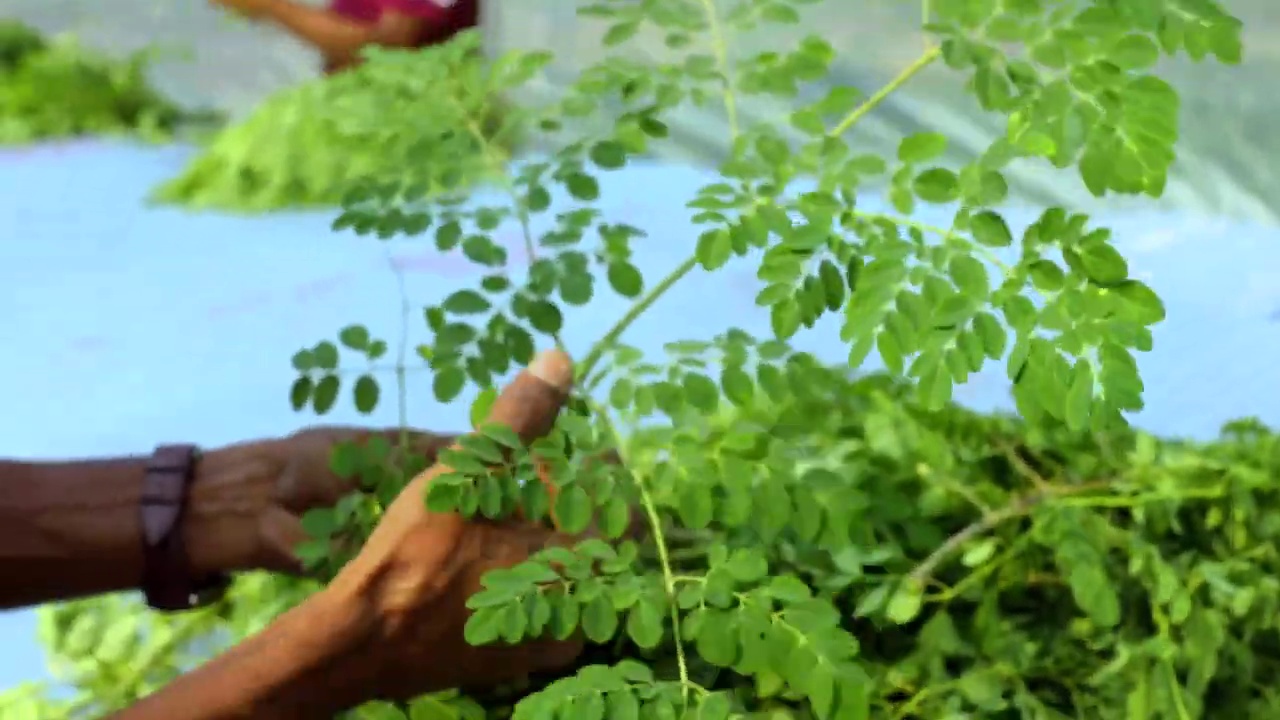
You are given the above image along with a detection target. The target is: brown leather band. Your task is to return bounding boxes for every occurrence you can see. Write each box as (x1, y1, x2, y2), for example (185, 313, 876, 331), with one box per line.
(141, 444, 229, 611)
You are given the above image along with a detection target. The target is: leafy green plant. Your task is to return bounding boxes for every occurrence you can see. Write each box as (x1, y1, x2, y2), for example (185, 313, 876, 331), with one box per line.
(2, 0, 1259, 719)
(0, 20, 46, 72)
(149, 31, 512, 213)
(0, 20, 202, 145)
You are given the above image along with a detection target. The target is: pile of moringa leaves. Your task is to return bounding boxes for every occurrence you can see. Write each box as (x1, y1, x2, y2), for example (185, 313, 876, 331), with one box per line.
(482, 367, 1280, 719)
(0, 20, 197, 145)
(150, 31, 511, 213)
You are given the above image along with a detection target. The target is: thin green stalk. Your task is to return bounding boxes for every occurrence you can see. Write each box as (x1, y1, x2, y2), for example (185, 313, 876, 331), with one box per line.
(453, 104, 539, 264)
(580, 255, 698, 387)
(829, 46, 941, 137)
(578, 0, 744, 382)
(640, 485, 690, 700)
(580, 46, 943, 385)
(698, 0, 740, 137)
(386, 253, 412, 452)
(588, 402, 692, 704)
(453, 97, 568, 351)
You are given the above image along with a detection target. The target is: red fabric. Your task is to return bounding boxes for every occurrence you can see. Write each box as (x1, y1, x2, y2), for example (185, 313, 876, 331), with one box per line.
(328, 0, 478, 47)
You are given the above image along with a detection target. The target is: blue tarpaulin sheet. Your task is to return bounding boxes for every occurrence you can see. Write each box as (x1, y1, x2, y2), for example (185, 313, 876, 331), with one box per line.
(1, 140, 1279, 687)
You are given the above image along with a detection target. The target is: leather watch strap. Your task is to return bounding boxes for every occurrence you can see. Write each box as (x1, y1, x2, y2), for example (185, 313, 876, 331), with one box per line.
(140, 444, 230, 611)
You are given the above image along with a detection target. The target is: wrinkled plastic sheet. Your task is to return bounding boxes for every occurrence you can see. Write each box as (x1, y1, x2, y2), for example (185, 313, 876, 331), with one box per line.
(486, 0, 1280, 225)
(9, 0, 1279, 225)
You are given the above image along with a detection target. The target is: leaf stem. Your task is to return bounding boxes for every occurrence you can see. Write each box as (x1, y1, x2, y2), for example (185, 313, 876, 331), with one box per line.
(384, 252, 412, 453)
(580, 256, 697, 386)
(588, 402, 692, 705)
(829, 46, 941, 137)
(444, 91, 539, 270)
(580, 48, 943, 385)
(582, 7, 746, 706)
(451, 95, 569, 351)
(908, 480, 1107, 585)
(698, 0, 739, 138)
(850, 210, 1010, 271)
(575, 39, 948, 712)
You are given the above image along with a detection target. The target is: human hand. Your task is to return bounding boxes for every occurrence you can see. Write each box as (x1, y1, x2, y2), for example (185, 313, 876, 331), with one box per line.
(207, 0, 273, 20)
(185, 427, 453, 577)
(317, 349, 586, 700)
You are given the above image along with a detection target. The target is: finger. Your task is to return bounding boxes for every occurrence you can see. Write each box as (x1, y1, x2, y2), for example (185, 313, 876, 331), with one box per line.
(484, 350, 578, 528)
(364, 349, 573, 558)
(338, 349, 572, 507)
(277, 428, 459, 513)
(393, 349, 573, 499)
(478, 349, 574, 442)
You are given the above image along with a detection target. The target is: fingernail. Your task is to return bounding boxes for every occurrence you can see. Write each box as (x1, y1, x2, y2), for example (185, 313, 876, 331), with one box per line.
(527, 349, 574, 392)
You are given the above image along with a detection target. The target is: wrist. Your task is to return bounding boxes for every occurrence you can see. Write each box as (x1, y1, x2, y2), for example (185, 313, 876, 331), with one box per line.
(246, 584, 384, 715)
(183, 443, 285, 577)
(264, 584, 378, 712)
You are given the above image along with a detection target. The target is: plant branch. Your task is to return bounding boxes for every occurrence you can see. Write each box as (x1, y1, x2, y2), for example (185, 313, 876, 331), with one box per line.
(446, 93, 570, 351)
(829, 46, 941, 137)
(384, 251, 412, 453)
(698, 0, 739, 137)
(580, 256, 698, 387)
(451, 96, 538, 264)
(850, 210, 1011, 271)
(580, 47, 944, 386)
(908, 480, 1108, 585)
(587, 401, 692, 706)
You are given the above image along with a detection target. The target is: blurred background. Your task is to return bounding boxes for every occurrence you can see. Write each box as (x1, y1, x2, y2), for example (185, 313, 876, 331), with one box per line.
(2, 0, 1278, 701)
(9, 0, 1280, 221)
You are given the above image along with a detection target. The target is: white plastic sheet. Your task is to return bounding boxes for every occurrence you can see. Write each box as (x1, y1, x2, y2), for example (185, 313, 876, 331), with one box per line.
(9, 0, 1280, 224)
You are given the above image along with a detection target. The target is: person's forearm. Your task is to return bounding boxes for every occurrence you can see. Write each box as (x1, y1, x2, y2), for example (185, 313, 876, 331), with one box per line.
(0, 456, 153, 608)
(258, 0, 379, 66)
(0, 447, 273, 609)
(110, 585, 379, 719)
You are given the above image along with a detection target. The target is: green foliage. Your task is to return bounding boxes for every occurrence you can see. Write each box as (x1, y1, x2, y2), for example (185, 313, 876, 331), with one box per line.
(148, 31, 514, 213)
(2, 0, 1258, 719)
(0, 21, 46, 72)
(0, 20, 199, 145)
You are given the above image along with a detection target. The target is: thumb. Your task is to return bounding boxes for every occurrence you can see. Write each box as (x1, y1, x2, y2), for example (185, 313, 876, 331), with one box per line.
(405, 347, 574, 499)
(475, 349, 575, 443)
